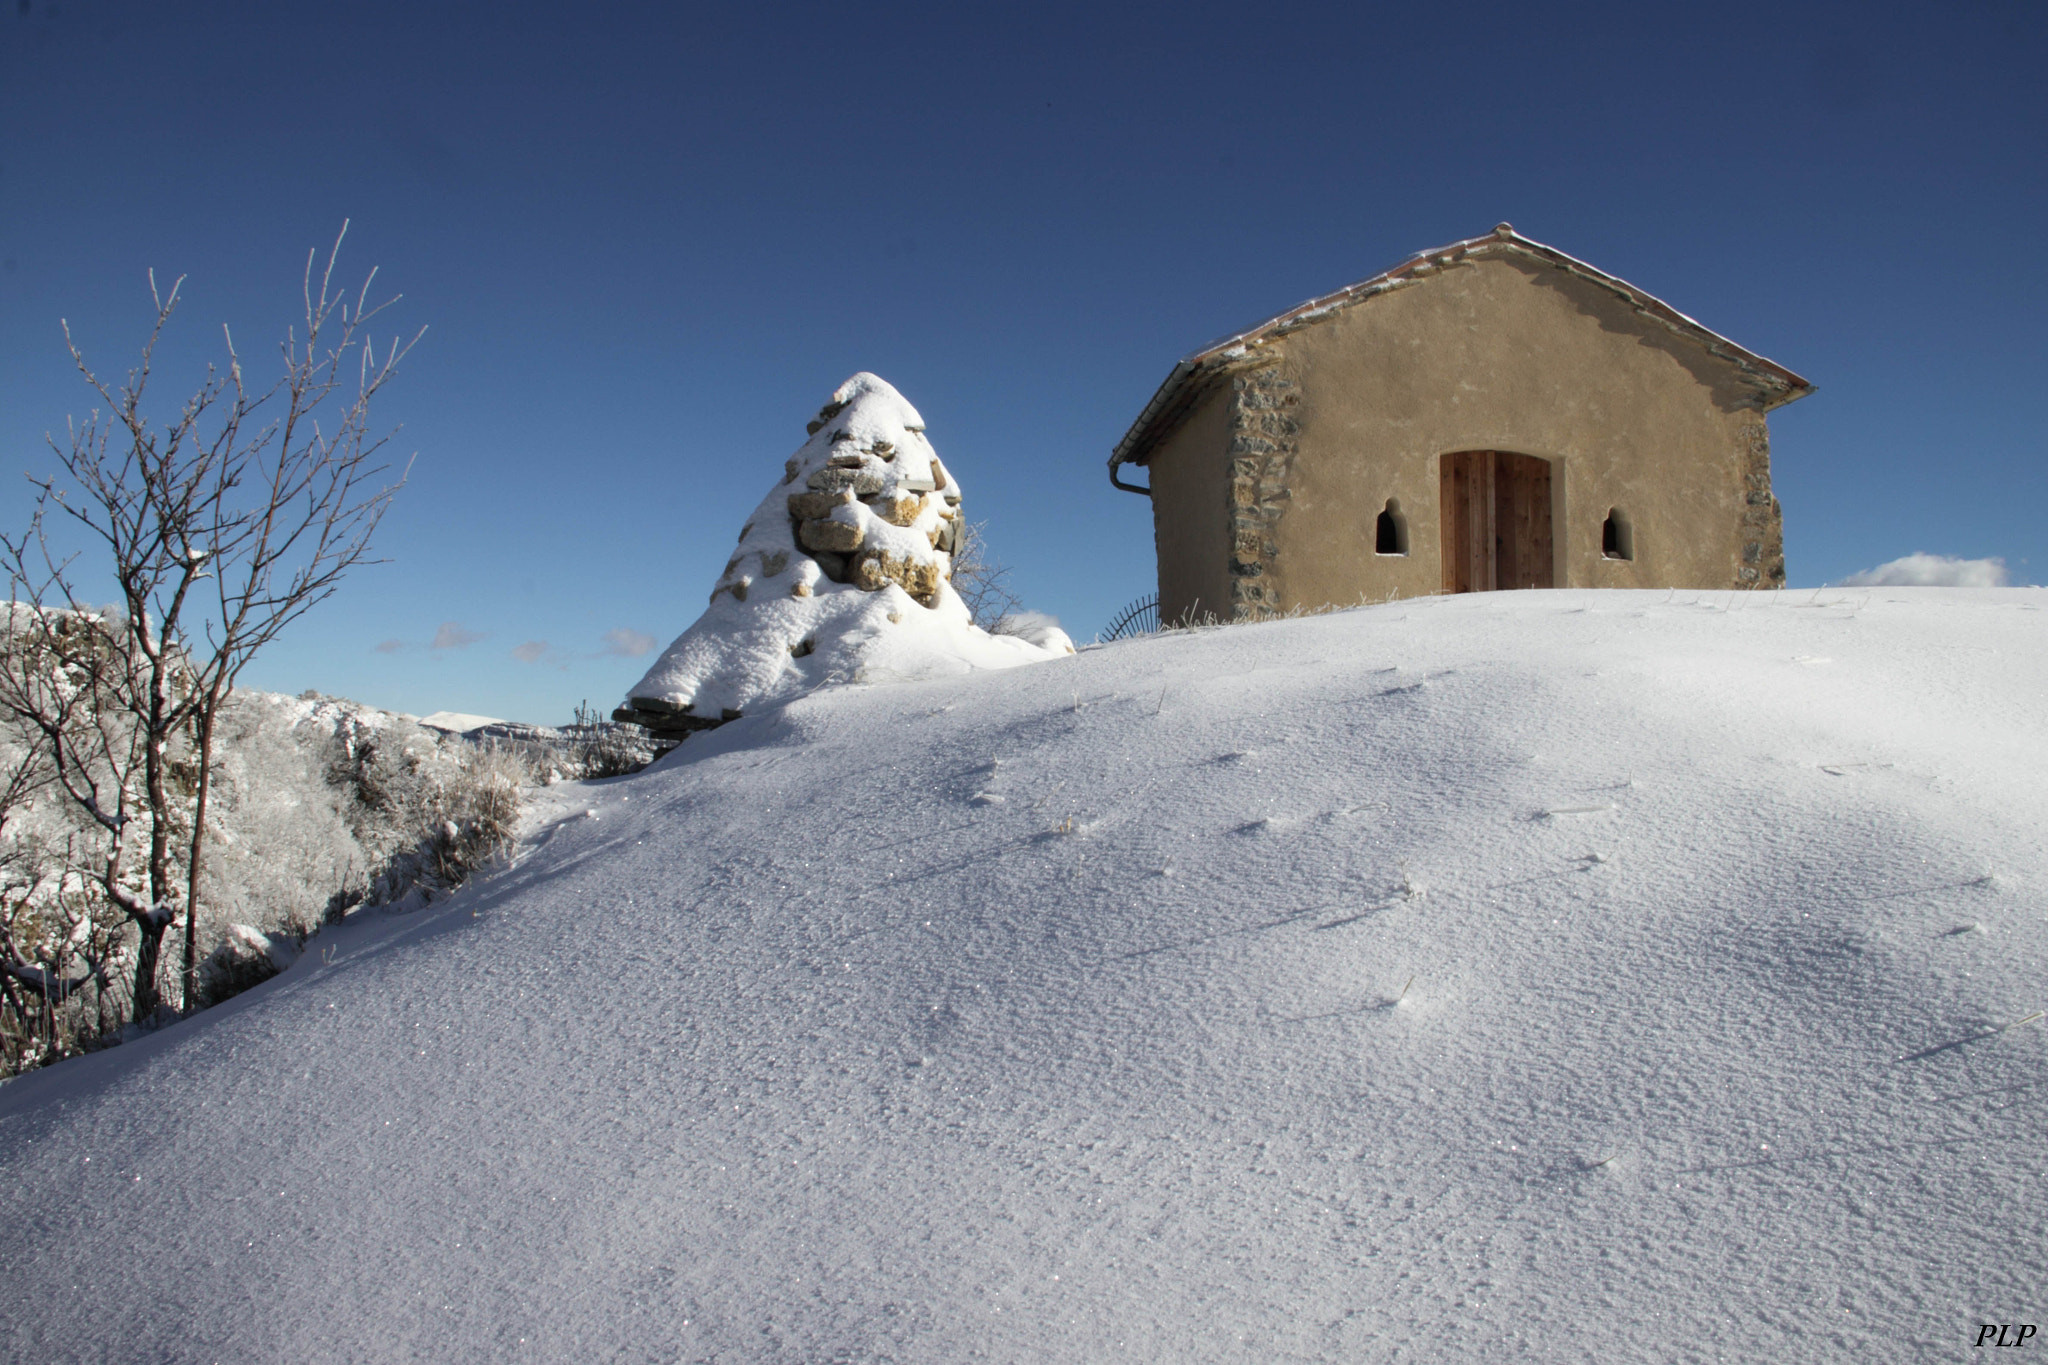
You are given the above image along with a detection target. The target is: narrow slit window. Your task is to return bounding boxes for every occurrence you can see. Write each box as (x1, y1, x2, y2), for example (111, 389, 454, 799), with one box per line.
(1601, 508, 1634, 561)
(1375, 498, 1409, 556)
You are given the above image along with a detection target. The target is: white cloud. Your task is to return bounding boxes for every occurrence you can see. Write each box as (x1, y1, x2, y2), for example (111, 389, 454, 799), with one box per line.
(511, 640, 553, 664)
(1834, 554, 2010, 588)
(431, 622, 487, 650)
(600, 627, 658, 658)
(374, 639, 407, 655)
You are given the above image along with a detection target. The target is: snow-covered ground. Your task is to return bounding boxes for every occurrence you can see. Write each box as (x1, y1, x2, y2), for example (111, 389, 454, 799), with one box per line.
(2, 588, 2043, 1363)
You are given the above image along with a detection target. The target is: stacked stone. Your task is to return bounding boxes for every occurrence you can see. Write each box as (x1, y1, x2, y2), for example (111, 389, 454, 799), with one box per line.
(1736, 418, 1786, 588)
(1225, 366, 1302, 619)
(777, 393, 966, 605)
(614, 373, 972, 738)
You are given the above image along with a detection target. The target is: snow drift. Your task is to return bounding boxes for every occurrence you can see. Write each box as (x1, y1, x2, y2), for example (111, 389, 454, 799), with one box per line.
(2, 588, 2044, 1362)
(617, 373, 1071, 736)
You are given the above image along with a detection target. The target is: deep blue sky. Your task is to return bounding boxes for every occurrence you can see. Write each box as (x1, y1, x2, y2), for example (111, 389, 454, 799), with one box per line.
(4, 0, 2043, 723)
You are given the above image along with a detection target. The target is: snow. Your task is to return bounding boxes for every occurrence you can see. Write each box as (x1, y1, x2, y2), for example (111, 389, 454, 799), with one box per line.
(625, 373, 1071, 726)
(3, 588, 2045, 1362)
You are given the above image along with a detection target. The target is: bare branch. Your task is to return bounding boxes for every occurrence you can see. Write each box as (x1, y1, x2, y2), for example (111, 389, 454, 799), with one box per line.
(0, 925, 109, 1003)
(950, 520, 1026, 631)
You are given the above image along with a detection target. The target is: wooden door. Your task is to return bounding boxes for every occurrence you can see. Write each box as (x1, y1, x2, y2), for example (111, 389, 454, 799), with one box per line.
(1493, 452, 1553, 589)
(1440, 451, 1552, 592)
(1440, 450, 1493, 594)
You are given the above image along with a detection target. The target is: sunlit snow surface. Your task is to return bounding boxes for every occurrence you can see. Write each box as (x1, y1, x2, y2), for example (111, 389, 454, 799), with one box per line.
(3, 589, 2044, 1363)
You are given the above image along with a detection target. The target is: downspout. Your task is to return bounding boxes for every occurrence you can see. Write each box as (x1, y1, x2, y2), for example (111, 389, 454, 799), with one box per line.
(1108, 357, 1199, 498)
(1108, 455, 1151, 496)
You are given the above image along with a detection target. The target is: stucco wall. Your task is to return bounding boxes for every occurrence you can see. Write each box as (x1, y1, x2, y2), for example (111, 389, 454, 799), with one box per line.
(1149, 253, 1787, 617)
(1147, 381, 1234, 625)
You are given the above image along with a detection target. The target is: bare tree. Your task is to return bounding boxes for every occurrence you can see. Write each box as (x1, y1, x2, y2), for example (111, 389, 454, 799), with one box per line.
(0, 224, 419, 1022)
(949, 519, 1025, 632)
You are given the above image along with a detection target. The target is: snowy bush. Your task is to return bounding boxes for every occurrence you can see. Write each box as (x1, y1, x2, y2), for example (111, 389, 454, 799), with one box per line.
(560, 708, 662, 780)
(355, 744, 531, 908)
(195, 692, 367, 939)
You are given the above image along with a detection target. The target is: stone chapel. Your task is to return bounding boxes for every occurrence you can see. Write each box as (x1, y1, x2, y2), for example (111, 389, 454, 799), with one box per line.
(1108, 224, 1814, 624)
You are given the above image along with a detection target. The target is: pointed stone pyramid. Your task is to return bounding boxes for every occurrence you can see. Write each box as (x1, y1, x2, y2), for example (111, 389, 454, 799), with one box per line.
(616, 373, 1072, 738)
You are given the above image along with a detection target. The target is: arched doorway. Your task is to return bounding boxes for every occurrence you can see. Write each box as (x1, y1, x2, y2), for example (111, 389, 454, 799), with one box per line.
(1440, 451, 1554, 592)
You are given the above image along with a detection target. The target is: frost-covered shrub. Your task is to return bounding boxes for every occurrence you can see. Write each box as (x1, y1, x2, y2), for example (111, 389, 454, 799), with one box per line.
(279, 694, 546, 909)
(196, 693, 365, 940)
(568, 726, 653, 780)
(422, 708, 666, 784)
(556, 703, 663, 780)
(362, 745, 532, 906)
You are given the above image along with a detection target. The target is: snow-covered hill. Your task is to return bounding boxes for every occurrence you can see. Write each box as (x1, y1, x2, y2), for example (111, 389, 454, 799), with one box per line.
(2, 589, 2043, 1363)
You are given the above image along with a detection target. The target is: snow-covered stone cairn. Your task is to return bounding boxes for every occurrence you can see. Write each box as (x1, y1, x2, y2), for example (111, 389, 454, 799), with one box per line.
(615, 373, 1073, 738)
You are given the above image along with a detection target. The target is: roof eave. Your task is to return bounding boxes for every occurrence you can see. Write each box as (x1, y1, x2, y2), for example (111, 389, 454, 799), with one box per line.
(1107, 359, 1196, 476)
